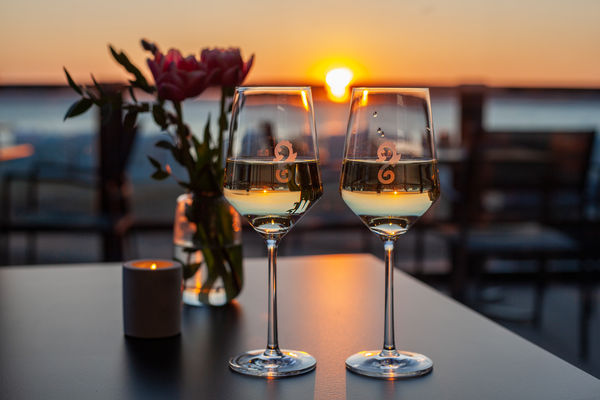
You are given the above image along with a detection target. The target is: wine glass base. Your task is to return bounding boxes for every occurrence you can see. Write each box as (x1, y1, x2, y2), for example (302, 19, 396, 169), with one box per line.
(229, 349, 316, 378)
(345, 350, 433, 379)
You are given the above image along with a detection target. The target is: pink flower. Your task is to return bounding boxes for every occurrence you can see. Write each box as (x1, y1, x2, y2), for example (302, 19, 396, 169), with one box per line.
(200, 48, 254, 88)
(147, 49, 212, 102)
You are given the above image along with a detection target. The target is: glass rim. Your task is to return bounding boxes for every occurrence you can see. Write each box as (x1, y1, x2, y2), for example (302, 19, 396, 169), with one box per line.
(236, 86, 312, 92)
(351, 87, 430, 93)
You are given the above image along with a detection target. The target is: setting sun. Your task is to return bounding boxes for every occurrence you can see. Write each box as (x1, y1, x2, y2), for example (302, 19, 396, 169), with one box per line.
(325, 68, 353, 102)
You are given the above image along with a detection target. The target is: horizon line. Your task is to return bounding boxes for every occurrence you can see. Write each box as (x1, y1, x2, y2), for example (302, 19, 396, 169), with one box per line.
(1, 83, 600, 93)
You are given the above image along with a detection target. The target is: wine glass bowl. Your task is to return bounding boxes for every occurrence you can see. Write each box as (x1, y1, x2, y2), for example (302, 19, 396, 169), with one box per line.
(341, 88, 440, 237)
(340, 87, 440, 379)
(224, 87, 322, 378)
(224, 87, 322, 240)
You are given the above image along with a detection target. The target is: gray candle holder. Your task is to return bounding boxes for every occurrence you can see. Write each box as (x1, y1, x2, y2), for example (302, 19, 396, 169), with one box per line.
(122, 260, 182, 338)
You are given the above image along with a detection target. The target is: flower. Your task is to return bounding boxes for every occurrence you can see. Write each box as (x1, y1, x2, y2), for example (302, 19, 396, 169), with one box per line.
(147, 48, 212, 102)
(65, 39, 254, 192)
(200, 48, 254, 88)
(64, 39, 253, 307)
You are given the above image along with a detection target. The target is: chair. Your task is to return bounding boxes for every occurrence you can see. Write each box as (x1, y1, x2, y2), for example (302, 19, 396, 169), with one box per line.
(1, 161, 133, 265)
(449, 129, 596, 323)
(0, 86, 135, 264)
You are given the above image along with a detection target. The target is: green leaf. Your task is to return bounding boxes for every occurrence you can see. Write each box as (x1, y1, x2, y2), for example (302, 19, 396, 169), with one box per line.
(203, 114, 212, 146)
(108, 45, 155, 94)
(155, 140, 173, 149)
(123, 109, 138, 133)
(90, 74, 105, 97)
(219, 112, 228, 131)
(151, 170, 170, 180)
(109, 45, 128, 68)
(177, 181, 191, 190)
(128, 86, 138, 103)
(140, 39, 158, 55)
(63, 67, 82, 95)
(152, 104, 168, 129)
(147, 155, 162, 170)
(64, 98, 93, 120)
(84, 88, 100, 105)
(191, 135, 205, 158)
(148, 155, 170, 180)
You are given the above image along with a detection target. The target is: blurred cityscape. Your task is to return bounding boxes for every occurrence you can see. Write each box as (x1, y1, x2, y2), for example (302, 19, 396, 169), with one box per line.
(0, 85, 599, 377)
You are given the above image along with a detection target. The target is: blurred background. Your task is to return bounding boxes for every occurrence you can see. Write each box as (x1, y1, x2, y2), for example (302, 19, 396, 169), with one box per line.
(1, 0, 598, 377)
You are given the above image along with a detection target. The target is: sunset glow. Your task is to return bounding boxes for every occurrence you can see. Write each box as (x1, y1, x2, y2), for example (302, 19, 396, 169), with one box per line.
(0, 1, 599, 87)
(325, 68, 353, 101)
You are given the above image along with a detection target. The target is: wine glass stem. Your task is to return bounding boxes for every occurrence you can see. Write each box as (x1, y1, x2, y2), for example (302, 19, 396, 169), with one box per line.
(265, 238, 282, 357)
(383, 239, 397, 353)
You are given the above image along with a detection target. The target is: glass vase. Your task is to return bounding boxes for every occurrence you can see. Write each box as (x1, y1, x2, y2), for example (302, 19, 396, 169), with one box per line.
(173, 192, 243, 306)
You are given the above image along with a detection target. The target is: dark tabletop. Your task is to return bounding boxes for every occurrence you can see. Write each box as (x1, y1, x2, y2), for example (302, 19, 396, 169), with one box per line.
(0, 254, 598, 400)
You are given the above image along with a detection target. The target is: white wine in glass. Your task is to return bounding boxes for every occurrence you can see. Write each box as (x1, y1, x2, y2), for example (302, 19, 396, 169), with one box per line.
(224, 87, 322, 378)
(224, 159, 321, 237)
(340, 88, 440, 379)
(341, 159, 439, 236)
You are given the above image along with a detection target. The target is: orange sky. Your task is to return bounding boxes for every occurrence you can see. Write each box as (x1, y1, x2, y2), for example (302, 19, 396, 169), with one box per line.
(1, 0, 599, 87)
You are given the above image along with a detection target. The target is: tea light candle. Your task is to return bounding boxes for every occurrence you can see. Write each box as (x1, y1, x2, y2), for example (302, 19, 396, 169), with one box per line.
(122, 259, 182, 338)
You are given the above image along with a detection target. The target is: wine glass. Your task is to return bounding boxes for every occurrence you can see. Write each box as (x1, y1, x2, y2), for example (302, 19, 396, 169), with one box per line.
(223, 87, 323, 378)
(340, 88, 440, 378)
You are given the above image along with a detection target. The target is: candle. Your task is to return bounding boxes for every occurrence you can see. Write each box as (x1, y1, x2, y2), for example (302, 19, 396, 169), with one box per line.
(122, 259, 182, 338)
